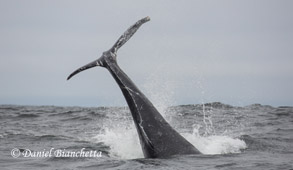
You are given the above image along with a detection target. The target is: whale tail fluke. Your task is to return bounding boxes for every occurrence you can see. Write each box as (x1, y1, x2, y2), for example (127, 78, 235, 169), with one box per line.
(67, 16, 150, 81)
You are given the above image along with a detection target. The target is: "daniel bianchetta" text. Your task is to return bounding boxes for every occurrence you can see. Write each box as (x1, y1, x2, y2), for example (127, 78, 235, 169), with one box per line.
(11, 148, 102, 158)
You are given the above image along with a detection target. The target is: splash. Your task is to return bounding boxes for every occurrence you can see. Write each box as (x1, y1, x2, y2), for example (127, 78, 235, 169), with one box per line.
(94, 125, 143, 159)
(143, 65, 177, 117)
(184, 104, 247, 154)
(93, 107, 143, 159)
(202, 104, 216, 136)
(182, 127, 247, 155)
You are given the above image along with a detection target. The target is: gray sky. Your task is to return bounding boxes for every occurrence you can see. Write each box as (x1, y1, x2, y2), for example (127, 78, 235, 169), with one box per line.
(0, 0, 292, 107)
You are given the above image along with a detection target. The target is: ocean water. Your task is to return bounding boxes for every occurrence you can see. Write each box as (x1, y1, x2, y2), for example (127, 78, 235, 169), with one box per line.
(0, 103, 292, 170)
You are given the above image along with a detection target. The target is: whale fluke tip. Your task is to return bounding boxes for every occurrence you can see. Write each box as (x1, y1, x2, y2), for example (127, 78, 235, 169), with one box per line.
(67, 71, 76, 80)
(141, 16, 150, 23)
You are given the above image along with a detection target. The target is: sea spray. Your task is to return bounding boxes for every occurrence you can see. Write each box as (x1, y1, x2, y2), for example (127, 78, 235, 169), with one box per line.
(142, 65, 177, 121)
(94, 126, 143, 159)
(93, 107, 143, 159)
(182, 126, 247, 155)
(184, 103, 247, 154)
(202, 103, 216, 136)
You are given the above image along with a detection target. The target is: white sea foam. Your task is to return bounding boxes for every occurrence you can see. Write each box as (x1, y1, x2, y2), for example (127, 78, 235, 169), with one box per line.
(94, 125, 143, 159)
(183, 131, 247, 155)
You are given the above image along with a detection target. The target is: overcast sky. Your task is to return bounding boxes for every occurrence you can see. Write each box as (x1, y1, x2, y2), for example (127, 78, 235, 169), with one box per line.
(0, 0, 292, 107)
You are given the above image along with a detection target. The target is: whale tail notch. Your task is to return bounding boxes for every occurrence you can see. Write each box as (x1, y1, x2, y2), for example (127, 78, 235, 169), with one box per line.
(67, 16, 150, 81)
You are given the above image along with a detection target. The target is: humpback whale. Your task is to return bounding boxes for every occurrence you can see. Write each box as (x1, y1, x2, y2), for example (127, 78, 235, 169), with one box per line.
(67, 17, 201, 158)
